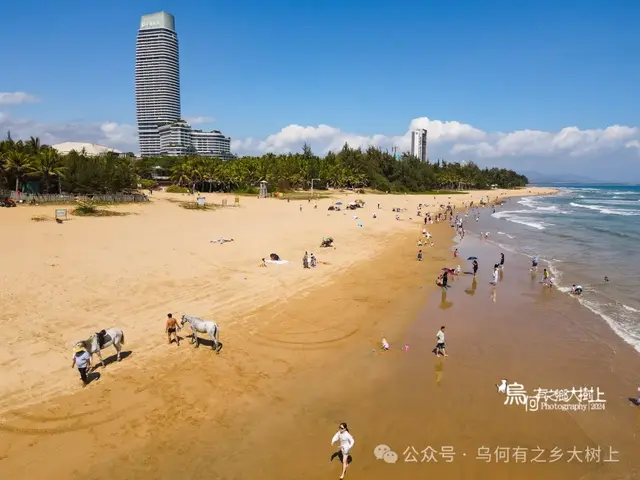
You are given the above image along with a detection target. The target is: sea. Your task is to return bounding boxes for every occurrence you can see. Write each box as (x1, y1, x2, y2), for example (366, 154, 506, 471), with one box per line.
(467, 185, 640, 353)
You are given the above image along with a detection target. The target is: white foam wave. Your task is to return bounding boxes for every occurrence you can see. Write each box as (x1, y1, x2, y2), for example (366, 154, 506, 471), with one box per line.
(497, 231, 516, 239)
(492, 210, 553, 230)
(569, 202, 640, 216)
(578, 299, 640, 353)
(582, 199, 640, 207)
(538, 260, 640, 352)
(518, 197, 569, 214)
(604, 190, 639, 196)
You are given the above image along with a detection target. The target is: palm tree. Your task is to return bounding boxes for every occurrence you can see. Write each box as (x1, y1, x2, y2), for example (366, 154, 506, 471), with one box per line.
(4, 151, 37, 195)
(170, 162, 193, 187)
(26, 136, 42, 155)
(35, 149, 65, 193)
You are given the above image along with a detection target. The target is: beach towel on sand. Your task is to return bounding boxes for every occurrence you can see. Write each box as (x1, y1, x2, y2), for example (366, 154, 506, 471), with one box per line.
(265, 259, 289, 264)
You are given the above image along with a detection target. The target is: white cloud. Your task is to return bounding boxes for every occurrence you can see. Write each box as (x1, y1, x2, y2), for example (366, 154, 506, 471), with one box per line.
(626, 140, 640, 151)
(185, 116, 214, 125)
(0, 92, 39, 105)
(1, 111, 639, 179)
(0, 112, 137, 153)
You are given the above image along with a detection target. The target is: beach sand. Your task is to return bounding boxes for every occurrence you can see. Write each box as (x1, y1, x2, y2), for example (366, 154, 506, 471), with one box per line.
(8, 186, 629, 480)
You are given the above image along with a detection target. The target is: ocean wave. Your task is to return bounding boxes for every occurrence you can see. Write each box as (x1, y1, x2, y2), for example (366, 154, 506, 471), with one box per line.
(569, 202, 640, 216)
(518, 197, 570, 214)
(578, 299, 640, 353)
(582, 199, 640, 207)
(604, 190, 640, 196)
(537, 259, 640, 352)
(492, 210, 554, 230)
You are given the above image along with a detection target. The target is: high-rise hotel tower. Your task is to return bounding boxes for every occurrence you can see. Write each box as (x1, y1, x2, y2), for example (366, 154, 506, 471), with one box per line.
(410, 129, 428, 162)
(135, 12, 181, 157)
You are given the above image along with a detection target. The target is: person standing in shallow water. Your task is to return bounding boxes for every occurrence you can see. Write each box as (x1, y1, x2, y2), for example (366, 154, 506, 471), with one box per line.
(331, 423, 355, 479)
(472, 260, 478, 277)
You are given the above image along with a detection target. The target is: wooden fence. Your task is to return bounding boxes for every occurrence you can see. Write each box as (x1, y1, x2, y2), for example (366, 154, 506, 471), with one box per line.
(3, 191, 150, 204)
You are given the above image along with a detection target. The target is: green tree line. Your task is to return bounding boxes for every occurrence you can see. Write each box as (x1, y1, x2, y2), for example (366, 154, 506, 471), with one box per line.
(0, 133, 528, 195)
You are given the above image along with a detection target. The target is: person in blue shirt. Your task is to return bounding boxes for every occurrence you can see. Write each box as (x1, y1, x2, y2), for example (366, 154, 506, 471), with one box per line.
(71, 344, 92, 387)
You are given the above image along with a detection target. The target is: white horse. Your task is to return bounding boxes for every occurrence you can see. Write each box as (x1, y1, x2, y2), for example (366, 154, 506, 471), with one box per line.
(181, 315, 222, 353)
(76, 328, 125, 368)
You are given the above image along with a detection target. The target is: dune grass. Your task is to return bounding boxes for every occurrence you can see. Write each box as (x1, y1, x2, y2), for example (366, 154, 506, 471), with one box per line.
(71, 200, 130, 217)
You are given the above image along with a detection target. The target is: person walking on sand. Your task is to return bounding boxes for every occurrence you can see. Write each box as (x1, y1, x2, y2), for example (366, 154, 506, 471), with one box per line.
(331, 423, 355, 479)
(71, 344, 92, 387)
(436, 326, 448, 357)
(453, 248, 458, 258)
(472, 259, 478, 277)
(166, 313, 180, 345)
(417, 249, 423, 261)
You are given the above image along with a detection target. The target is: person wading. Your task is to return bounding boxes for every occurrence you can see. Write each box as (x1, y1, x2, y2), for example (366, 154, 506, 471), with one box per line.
(71, 344, 92, 387)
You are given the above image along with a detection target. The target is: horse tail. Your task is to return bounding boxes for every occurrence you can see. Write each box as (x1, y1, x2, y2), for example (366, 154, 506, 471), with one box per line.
(120, 330, 125, 345)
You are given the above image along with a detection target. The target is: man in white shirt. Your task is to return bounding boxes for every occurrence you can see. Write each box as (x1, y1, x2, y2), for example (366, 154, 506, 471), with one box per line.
(436, 326, 448, 357)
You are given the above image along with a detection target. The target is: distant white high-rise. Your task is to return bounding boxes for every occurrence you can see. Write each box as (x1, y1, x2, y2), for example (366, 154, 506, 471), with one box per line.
(135, 11, 181, 157)
(410, 129, 428, 162)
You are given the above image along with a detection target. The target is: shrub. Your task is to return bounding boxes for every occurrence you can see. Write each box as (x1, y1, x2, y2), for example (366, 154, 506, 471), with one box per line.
(72, 200, 129, 217)
(180, 202, 217, 211)
(138, 178, 156, 189)
(166, 185, 190, 193)
(234, 186, 259, 195)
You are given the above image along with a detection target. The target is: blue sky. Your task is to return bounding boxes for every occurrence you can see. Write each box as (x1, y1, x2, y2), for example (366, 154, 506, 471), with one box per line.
(1, 0, 639, 180)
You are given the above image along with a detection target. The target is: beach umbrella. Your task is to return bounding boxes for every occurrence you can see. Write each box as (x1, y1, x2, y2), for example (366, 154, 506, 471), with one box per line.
(467, 256, 478, 260)
(335, 201, 343, 205)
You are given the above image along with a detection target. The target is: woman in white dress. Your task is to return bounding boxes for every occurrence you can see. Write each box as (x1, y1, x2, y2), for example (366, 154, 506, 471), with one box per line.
(331, 422, 355, 479)
(491, 264, 499, 285)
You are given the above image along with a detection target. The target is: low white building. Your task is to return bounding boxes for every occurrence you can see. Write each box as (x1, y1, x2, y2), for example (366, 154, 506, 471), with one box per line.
(52, 142, 123, 156)
(191, 130, 233, 159)
(158, 120, 193, 156)
(157, 120, 233, 158)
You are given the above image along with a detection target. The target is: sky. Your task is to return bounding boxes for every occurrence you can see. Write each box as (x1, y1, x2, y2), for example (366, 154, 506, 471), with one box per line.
(1, 0, 639, 181)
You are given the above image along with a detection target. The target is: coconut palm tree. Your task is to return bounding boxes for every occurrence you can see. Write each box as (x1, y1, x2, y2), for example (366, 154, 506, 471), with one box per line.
(4, 151, 37, 195)
(35, 149, 65, 193)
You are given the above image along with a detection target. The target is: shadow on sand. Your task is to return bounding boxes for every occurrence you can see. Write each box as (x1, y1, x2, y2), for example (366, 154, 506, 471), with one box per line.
(86, 371, 101, 385)
(187, 335, 224, 352)
(98, 350, 133, 367)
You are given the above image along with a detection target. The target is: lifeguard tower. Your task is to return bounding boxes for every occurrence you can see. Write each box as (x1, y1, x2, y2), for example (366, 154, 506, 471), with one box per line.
(259, 180, 268, 199)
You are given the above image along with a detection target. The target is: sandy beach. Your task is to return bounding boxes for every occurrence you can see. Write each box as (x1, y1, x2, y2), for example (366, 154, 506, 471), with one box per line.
(9, 185, 629, 480)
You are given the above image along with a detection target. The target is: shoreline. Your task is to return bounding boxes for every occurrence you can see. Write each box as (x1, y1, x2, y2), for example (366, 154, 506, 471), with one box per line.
(476, 189, 640, 357)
